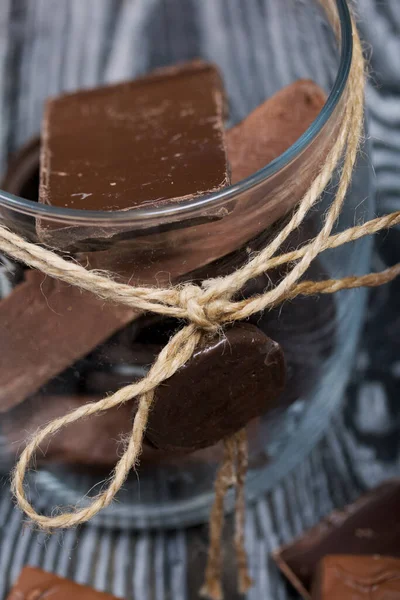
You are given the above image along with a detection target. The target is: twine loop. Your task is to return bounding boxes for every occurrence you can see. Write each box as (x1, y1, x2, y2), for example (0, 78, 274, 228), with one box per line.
(178, 284, 223, 332)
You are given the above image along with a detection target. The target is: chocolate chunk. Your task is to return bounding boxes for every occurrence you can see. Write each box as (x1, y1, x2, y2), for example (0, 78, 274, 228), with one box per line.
(7, 567, 120, 600)
(38, 60, 229, 246)
(0, 269, 135, 411)
(312, 555, 400, 599)
(4, 395, 134, 467)
(145, 323, 285, 452)
(273, 480, 400, 599)
(227, 79, 327, 183)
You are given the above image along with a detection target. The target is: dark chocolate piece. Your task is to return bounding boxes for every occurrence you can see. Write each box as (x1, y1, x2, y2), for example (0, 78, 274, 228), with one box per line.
(312, 555, 400, 600)
(0, 269, 135, 411)
(273, 480, 400, 599)
(38, 60, 229, 245)
(7, 566, 120, 599)
(145, 323, 285, 452)
(227, 79, 326, 183)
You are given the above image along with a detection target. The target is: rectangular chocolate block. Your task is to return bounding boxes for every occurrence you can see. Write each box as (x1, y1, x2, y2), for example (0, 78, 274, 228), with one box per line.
(312, 555, 400, 600)
(7, 567, 120, 599)
(0, 269, 136, 411)
(38, 60, 229, 247)
(273, 480, 400, 599)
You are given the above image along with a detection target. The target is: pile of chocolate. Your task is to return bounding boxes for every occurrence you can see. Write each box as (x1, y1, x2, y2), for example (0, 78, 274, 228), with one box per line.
(0, 60, 335, 470)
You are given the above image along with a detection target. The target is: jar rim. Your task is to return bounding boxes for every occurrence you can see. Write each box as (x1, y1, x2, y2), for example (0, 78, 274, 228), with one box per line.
(0, 0, 352, 226)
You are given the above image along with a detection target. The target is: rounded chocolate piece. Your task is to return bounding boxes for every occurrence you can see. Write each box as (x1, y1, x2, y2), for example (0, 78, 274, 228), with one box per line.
(145, 323, 286, 452)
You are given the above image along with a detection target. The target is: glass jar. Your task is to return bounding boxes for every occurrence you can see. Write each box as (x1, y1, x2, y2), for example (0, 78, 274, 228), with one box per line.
(0, 0, 373, 529)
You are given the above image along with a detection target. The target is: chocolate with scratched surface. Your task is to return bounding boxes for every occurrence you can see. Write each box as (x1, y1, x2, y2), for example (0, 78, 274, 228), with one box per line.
(7, 567, 120, 600)
(312, 555, 400, 600)
(273, 479, 400, 599)
(38, 60, 229, 246)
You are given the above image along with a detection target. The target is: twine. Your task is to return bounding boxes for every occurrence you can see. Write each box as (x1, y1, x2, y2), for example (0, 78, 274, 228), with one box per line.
(0, 4, 398, 599)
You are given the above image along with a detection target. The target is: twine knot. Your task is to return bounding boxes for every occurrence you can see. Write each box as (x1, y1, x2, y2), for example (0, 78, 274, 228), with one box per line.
(178, 284, 223, 332)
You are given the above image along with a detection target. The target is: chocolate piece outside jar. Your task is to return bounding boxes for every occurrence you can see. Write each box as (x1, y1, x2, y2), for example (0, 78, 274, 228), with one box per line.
(311, 555, 400, 600)
(273, 479, 400, 600)
(6, 566, 121, 600)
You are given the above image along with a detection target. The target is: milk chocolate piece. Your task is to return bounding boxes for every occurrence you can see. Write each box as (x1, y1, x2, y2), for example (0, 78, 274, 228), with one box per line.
(7, 567, 120, 600)
(146, 323, 285, 452)
(273, 480, 400, 599)
(4, 395, 134, 467)
(227, 79, 326, 183)
(0, 269, 135, 411)
(38, 60, 229, 245)
(312, 555, 400, 600)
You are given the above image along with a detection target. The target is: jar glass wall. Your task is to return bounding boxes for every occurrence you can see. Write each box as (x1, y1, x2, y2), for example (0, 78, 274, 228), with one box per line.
(0, 0, 373, 528)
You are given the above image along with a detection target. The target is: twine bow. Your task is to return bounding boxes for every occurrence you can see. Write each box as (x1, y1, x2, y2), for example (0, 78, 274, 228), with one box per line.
(0, 5, 400, 599)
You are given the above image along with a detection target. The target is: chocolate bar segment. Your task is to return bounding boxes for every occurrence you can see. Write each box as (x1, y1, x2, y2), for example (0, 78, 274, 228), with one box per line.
(273, 480, 400, 599)
(0, 269, 135, 411)
(312, 555, 400, 600)
(227, 79, 326, 183)
(39, 60, 228, 213)
(7, 567, 120, 599)
(4, 395, 135, 467)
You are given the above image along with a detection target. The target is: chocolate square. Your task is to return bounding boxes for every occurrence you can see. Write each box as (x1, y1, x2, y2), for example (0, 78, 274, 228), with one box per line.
(273, 480, 400, 599)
